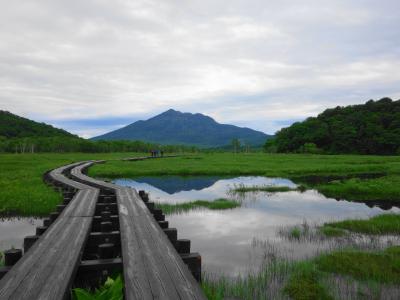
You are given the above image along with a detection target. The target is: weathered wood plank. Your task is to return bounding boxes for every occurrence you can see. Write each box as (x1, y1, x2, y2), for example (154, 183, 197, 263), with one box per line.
(50, 161, 95, 190)
(61, 189, 99, 217)
(0, 162, 98, 299)
(72, 160, 206, 299)
(0, 216, 93, 299)
(117, 188, 206, 300)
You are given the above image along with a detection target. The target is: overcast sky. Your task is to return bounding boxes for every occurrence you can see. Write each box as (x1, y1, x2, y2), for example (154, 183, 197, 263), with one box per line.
(1, 0, 399, 138)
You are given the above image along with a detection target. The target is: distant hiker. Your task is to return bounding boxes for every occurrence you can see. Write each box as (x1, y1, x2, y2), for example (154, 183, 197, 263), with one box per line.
(161, 150, 164, 157)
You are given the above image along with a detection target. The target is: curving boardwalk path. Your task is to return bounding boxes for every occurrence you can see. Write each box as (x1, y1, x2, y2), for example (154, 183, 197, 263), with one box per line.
(0, 159, 206, 300)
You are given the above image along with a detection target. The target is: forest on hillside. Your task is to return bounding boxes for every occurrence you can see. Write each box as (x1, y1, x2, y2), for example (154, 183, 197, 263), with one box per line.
(0, 111, 197, 153)
(265, 98, 400, 155)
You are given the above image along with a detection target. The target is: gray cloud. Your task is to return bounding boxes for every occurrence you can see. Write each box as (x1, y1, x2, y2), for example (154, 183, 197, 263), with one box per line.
(0, 0, 399, 137)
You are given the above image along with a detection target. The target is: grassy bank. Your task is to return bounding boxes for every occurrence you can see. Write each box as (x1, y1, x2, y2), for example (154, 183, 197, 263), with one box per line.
(316, 175, 400, 201)
(90, 153, 400, 202)
(316, 247, 400, 284)
(0, 153, 144, 216)
(155, 198, 240, 214)
(322, 214, 400, 235)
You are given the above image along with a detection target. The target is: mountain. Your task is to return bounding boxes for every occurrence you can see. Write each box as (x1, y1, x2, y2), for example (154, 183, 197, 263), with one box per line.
(92, 109, 271, 147)
(267, 97, 400, 155)
(0, 110, 76, 138)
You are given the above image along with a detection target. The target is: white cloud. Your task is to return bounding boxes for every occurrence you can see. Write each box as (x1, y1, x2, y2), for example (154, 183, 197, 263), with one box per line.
(0, 0, 399, 137)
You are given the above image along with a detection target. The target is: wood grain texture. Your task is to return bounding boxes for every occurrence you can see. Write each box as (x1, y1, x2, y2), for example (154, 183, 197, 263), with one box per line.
(0, 216, 92, 300)
(117, 188, 206, 300)
(0, 162, 98, 299)
(72, 158, 206, 299)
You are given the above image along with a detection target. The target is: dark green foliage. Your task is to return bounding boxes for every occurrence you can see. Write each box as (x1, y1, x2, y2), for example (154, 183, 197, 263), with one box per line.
(0, 136, 198, 153)
(92, 109, 271, 147)
(268, 98, 400, 154)
(72, 275, 123, 300)
(0, 110, 75, 139)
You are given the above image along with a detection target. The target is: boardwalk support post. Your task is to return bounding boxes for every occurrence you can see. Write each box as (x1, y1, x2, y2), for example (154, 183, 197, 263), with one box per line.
(181, 253, 202, 282)
(4, 249, 22, 266)
(23, 235, 39, 253)
(177, 239, 191, 254)
(36, 226, 48, 236)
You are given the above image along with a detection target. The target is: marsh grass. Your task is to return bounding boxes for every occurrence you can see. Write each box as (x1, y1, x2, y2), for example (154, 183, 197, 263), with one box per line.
(0, 153, 144, 216)
(202, 259, 294, 300)
(318, 226, 346, 237)
(277, 221, 317, 242)
(323, 214, 400, 235)
(229, 182, 310, 195)
(316, 175, 400, 201)
(155, 198, 240, 215)
(231, 184, 297, 193)
(204, 234, 400, 300)
(321, 274, 400, 300)
(316, 246, 400, 284)
(283, 262, 332, 300)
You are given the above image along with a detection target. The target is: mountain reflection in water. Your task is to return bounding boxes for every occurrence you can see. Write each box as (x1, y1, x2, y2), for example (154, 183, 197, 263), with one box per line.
(114, 176, 400, 276)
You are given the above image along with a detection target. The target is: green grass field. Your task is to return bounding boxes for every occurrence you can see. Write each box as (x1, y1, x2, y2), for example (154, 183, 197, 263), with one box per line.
(0, 153, 144, 215)
(90, 153, 400, 177)
(1, 152, 399, 215)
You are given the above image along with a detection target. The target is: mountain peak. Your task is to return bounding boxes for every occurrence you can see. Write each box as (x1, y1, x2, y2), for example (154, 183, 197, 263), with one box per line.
(162, 108, 180, 115)
(92, 110, 271, 147)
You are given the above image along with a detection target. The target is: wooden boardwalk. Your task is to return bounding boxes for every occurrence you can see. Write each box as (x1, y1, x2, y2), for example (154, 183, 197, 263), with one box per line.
(0, 159, 205, 300)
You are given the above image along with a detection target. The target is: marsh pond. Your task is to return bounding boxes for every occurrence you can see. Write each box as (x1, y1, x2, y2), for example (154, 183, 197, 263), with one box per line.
(114, 176, 400, 277)
(1, 175, 399, 278)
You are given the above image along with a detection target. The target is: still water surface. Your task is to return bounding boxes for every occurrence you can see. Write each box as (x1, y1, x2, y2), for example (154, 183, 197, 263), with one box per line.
(1, 176, 398, 277)
(114, 176, 400, 276)
(0, 217, 43, 251)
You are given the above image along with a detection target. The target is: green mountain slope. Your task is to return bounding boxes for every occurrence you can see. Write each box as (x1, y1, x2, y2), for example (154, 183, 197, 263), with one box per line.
(0, 110, 75, 138)
(0, 111, 197, 153)
(92, 109, 271, 147)
(268, 98, 400, 154)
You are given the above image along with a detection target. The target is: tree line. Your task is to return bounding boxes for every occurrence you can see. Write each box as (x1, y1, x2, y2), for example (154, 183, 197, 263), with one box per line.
(265, 98, 400, 155)
(0, 136, 198, 153)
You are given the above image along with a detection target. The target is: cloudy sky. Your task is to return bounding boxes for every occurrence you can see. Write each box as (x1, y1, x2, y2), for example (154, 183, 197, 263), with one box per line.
(1, 0, 399, 137)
